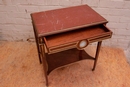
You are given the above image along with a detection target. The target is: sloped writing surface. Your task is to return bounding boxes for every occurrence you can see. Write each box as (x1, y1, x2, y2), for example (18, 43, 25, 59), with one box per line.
(31, 5, 108, 37)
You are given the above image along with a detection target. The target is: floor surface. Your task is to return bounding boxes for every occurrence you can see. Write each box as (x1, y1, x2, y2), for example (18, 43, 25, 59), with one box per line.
(0, 42, 130, 87)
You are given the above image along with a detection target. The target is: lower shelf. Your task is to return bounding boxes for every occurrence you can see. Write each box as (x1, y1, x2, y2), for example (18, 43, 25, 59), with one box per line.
(46, 48, 95, 75)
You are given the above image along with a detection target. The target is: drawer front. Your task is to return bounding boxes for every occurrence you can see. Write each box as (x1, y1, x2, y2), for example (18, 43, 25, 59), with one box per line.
(48, 42, 77, 54)
(43, 25, 112, 54)
(44, 36, 111, 54)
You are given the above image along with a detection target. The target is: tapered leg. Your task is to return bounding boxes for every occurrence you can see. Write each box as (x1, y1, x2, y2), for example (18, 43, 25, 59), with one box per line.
(92, 41, 102, 71)
(36, 38, 42, 64)
(32, 22, 42, 64)
(40, 43, 48, 86)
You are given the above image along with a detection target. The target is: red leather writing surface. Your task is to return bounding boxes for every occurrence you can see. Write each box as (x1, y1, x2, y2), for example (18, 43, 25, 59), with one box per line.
(31, 5, 107, 37)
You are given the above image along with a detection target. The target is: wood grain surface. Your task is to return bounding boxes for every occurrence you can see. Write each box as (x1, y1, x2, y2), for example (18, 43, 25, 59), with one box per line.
(0, 42, 130, 87)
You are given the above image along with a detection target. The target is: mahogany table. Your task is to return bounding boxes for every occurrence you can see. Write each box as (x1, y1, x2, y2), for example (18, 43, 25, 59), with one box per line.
(31, 5, 112, 86)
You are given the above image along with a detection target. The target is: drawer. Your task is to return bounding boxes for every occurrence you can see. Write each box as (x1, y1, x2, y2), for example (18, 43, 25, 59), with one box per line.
(43, 25, 112, 54)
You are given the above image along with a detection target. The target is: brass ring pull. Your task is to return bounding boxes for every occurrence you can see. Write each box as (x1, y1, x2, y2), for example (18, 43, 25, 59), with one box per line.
(77, 39, 89, 50)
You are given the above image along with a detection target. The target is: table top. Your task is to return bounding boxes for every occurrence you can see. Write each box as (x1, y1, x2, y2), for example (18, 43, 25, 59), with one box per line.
(31, 5, 108, 37)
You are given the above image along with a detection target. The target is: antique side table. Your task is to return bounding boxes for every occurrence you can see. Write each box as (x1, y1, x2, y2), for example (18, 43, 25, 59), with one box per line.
(31, 5, 112, 86)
